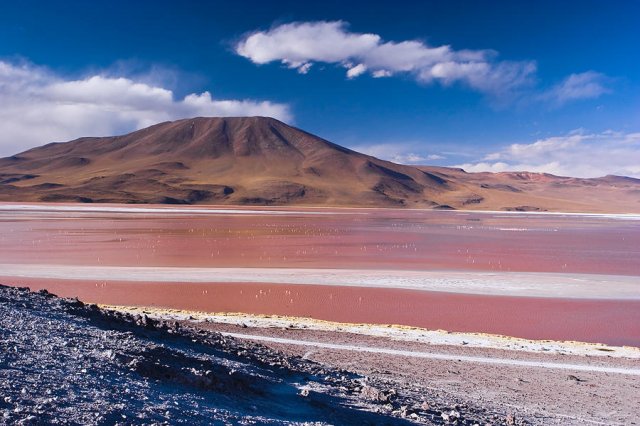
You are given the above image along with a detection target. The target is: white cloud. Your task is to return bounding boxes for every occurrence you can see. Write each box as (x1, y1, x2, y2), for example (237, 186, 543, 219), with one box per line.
(236, 21, 614, 105)
(346, 63, 367, 79)
(427, 154, 445, 160)
(457, 130, 640, 178)
(0, 60, 292, 156)
(236, 21, 380, 66)
(372, 70, 392, 78)
(352, 142, 445, 165)
(236, 21, 537, 99)
(542, 71, 610, 105)
(296, 63, 312, 74)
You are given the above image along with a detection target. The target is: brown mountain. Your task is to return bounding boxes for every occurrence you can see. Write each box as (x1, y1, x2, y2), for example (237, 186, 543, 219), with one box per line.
(415, 167, 640, 213)
(0, 117, 454, 207)
(0, 116, 639, 212)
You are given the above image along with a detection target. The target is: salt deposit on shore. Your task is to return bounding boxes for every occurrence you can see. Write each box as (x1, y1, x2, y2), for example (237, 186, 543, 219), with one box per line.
(102, 305, 640, 360)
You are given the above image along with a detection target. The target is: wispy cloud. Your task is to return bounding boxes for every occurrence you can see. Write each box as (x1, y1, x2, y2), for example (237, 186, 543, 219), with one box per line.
(456, 130, 640, 178)
(541, 71, 611, 105)
(236, 21, 536, 101)
(0, 60, 292, 156)
(352, 142, 446, 165)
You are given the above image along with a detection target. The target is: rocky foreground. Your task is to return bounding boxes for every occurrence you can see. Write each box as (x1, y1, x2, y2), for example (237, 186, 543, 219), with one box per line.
(0, 284, 531, 425)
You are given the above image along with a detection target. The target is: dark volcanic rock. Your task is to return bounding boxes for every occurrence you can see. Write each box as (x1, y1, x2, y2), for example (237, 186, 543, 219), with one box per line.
(1, 284, 506, 425)
(0, 284, 535, 425)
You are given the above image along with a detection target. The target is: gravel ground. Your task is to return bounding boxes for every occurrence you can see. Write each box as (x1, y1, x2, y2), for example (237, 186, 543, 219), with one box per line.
(184, 321, 640, 426)
(0, 285, 529, 425)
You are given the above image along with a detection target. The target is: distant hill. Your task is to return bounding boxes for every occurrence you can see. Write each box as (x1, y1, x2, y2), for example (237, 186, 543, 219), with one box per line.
(415, 166, 640, 213)
(0, 116, 639, 212)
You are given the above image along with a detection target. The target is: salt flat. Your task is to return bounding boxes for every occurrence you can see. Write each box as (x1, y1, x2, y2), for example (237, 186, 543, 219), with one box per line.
(0, 203, 344, 216)
(1, 203, 640, 219)
(1, 264, 639, 299)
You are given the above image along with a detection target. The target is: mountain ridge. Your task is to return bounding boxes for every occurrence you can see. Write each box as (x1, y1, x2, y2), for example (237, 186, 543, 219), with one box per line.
(1, 116, 639, 213)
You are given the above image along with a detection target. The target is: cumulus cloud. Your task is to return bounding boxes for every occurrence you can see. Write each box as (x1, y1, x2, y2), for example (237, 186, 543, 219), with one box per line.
(236, 21, 615, 105)
(457, 130, 640, 178)
(0, 60, 292, 156)
(235, 21, 537, 99)
(353, 142, 446, 165)
(542, 71, 610, 105)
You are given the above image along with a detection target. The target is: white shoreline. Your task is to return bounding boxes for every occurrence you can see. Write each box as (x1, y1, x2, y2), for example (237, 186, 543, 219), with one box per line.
(0, 204, 344, 216)
(2, 264, 639, 299)
(0, 202, 639, 219)
(102, 305, 640, 359)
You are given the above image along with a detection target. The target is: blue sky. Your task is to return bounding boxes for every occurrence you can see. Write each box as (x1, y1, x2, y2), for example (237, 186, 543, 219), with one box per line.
(0, 0, 638, 177)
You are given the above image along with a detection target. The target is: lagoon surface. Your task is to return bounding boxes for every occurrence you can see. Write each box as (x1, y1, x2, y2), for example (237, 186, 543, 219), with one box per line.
(1, 203, 639, 346)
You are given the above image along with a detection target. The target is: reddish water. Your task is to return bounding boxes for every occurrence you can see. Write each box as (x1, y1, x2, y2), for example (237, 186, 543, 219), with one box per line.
(3, 277, 639, 347)
(1, 205, 639, 275)
(1, 204, 639, 346)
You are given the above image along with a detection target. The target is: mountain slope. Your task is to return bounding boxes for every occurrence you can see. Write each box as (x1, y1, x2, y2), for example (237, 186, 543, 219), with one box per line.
(0, 117, 455, 207)
(0, 116, 639, 212)
(416, 166, 640, 213)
